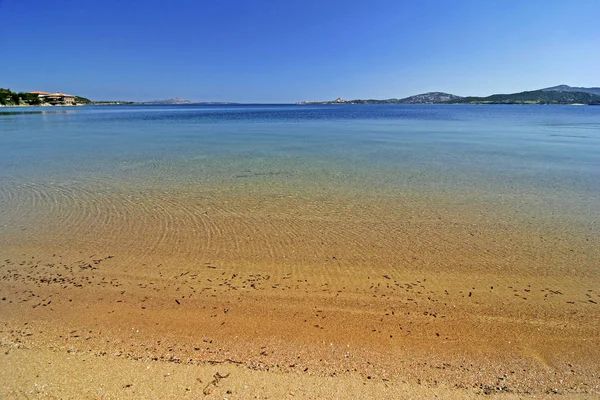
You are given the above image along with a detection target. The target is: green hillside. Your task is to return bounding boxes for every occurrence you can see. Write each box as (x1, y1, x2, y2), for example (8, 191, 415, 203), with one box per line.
(542, 85, 600, 96)
(449, 90, 600, 105)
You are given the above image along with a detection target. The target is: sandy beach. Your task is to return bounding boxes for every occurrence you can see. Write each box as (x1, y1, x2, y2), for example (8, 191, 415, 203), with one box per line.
(4, 0, 600, 394)
(1, 185, 599, 398)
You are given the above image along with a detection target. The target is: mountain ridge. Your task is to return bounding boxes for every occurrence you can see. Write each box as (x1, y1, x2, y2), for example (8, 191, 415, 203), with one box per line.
(299, 85, 600, 105)
(398, 92, 463, 104)
(140, 97, 240, 105)
(297, 92, 463, 105)
(542, 84, 600, 96)
(142, 97, 197, 105)
(448, 89, 600, 105)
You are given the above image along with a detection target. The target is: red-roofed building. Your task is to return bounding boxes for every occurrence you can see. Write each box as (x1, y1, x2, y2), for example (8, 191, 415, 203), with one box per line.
(29, 91, 52, 96)
(29, 91, 76, 104)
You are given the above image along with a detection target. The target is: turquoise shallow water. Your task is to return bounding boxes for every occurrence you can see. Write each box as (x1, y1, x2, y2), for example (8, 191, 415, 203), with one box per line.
(1, 104, 599, 224)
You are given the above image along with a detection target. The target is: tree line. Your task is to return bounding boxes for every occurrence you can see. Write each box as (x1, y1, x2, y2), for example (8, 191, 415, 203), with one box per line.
(0, 88, 43, 105)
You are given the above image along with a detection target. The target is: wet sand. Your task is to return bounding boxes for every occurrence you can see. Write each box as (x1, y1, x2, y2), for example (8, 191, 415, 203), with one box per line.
(1, 184, 599, 398)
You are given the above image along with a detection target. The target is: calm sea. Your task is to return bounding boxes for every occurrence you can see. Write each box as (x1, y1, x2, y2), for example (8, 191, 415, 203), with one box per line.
(1, 104, 599, 228)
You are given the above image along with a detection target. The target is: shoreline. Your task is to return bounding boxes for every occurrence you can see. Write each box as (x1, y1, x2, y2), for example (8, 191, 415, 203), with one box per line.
(1, 187, 599, 398)
(0, 103, 85, 108)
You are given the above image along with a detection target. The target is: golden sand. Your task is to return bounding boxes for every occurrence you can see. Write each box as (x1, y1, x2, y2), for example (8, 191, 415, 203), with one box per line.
(1, 184, 599, 398)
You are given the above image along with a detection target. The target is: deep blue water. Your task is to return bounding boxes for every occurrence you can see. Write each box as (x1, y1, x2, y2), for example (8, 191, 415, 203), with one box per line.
(1, 104, 599, 218)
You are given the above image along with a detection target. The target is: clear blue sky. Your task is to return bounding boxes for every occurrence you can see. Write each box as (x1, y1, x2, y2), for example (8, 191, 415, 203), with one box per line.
(2, 0, 599, 102)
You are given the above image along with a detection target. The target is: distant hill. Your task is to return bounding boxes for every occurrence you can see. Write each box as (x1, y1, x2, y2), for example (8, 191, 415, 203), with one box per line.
(542, 85, 600, 96)
(141, 98, 239, 105)
(298, 85, 600, 106)
(447, 89, 600, 105)
(298, 92, 462, 105)
(397, 92, 462, 104)
(143, 97, 196, 105)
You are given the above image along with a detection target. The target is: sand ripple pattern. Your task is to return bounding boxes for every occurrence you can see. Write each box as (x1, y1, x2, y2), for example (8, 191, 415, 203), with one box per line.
(1, 181, 598, 281)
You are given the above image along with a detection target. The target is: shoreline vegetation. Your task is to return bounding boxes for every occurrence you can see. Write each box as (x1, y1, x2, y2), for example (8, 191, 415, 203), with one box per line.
(0, 88, 91, 106)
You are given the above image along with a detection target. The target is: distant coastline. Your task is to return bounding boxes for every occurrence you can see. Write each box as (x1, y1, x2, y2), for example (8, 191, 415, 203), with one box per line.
(4, 84, 600, 108)
(0, 90, 240, 107)
(298, 85, 600, 106)
(92, 99, 241, 106)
